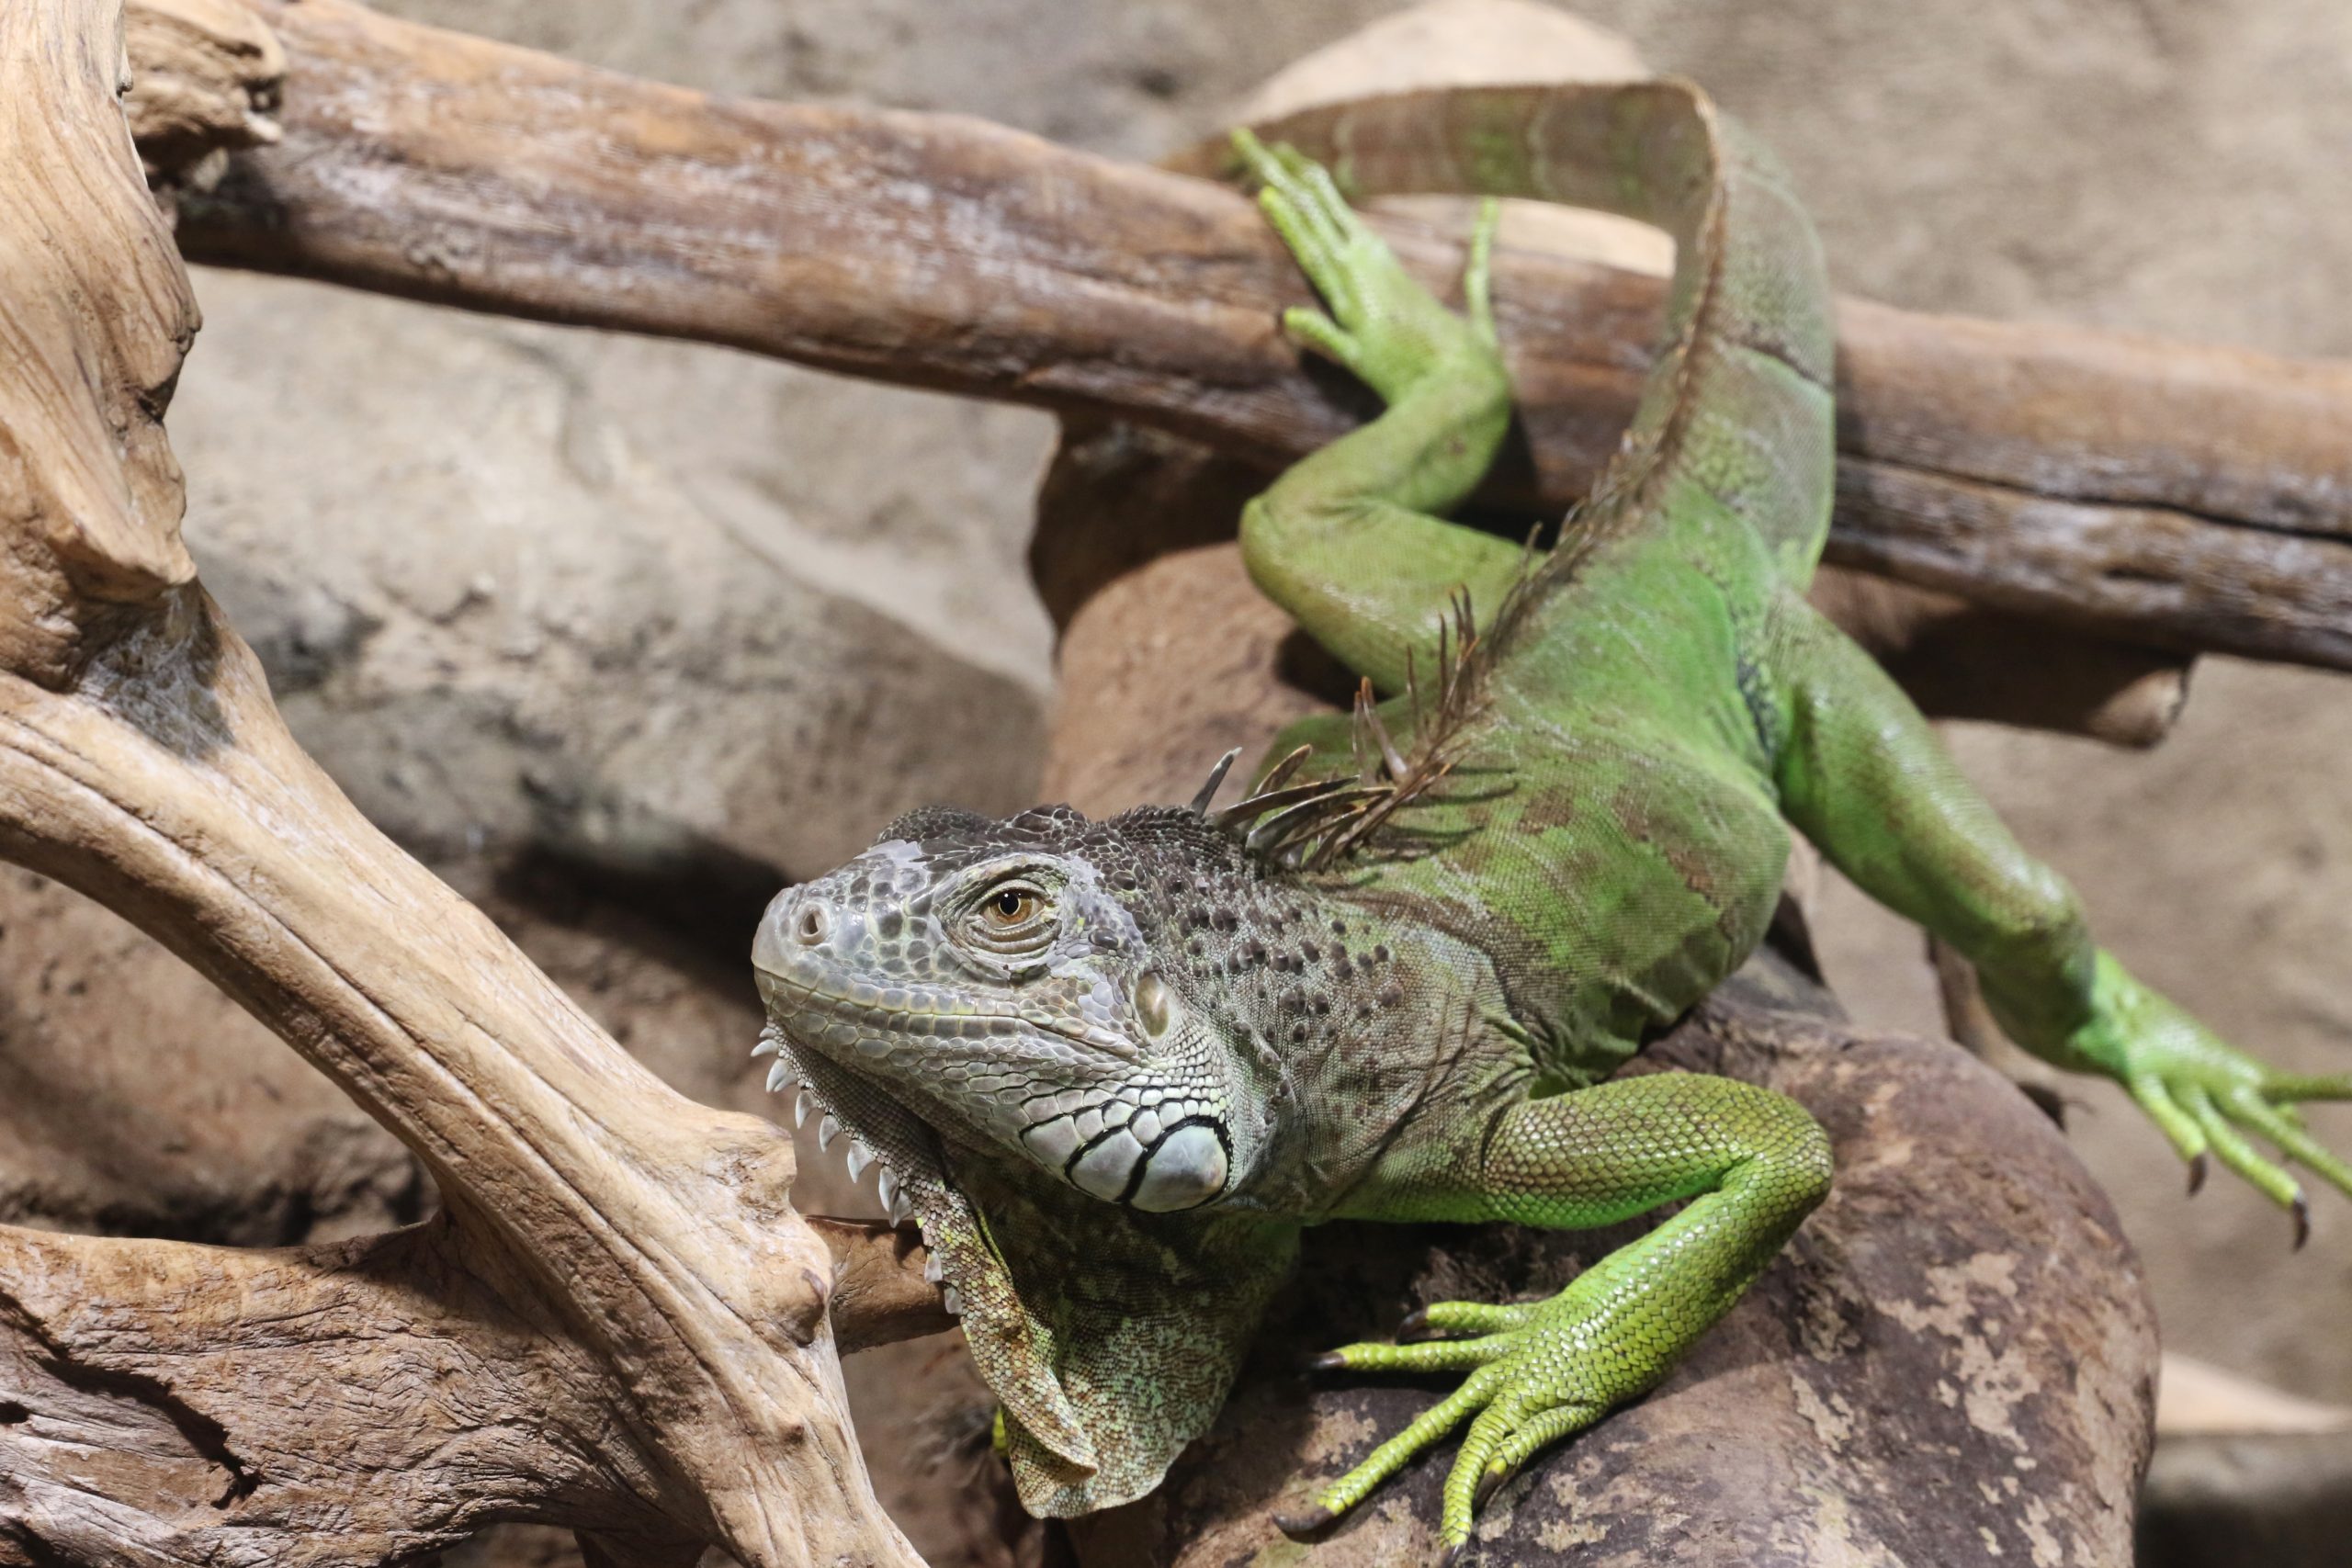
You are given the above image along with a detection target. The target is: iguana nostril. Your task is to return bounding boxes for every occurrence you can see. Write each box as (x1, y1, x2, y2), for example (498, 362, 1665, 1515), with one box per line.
(795, 903, 831, 946)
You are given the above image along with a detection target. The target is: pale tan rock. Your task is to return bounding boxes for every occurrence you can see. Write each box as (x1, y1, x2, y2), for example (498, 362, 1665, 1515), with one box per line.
(2160, 1354, 2352, 1438)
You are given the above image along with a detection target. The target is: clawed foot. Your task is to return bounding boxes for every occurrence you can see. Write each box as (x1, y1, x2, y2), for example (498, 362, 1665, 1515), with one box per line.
(2068, 953, 2352, 1246)
(1229, 128, 1502, 406)
(1276, 1293, 1625, 1558)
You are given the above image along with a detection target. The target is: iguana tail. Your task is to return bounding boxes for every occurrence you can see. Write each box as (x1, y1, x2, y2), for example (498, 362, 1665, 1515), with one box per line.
(1211, 83, 1837, 589)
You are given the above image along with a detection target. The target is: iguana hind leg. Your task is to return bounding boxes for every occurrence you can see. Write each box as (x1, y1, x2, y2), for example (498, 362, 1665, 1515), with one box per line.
(1231, 130, 1525, 694)
(1768, 592, 2352, 1233)
(1286, 1071, 1832, 1555)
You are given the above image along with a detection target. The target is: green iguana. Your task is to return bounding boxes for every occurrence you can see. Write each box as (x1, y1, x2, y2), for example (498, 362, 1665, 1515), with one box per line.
(750, 82, 2352, 1555)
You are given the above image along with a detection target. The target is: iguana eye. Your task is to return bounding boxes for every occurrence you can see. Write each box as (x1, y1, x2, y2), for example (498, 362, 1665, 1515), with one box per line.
(964, 879, 1056, 958)
(985, 888, 1040, 926)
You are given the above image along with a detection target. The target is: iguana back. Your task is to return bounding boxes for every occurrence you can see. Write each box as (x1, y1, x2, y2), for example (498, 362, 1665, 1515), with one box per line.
(1216, 85, 1838, 1078)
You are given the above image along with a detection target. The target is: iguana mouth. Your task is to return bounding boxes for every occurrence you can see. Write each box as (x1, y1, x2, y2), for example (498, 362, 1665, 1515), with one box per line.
(753, 964, 1139, 1058)
(755, 953, 1236, 1220)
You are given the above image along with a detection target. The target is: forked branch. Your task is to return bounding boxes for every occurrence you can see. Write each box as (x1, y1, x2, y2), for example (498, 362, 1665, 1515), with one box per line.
(0, 4, 932, 1563)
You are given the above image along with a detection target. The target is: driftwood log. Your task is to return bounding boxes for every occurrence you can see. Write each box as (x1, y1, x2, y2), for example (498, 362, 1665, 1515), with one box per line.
(1034, 434, 2160, 1566)
(0, 5, 944, 1564)
(120, 0, 2352, 689)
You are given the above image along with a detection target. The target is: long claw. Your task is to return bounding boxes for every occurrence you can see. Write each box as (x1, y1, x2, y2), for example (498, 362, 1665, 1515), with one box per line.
(1441, 1405, 1516, 1548)
(1464, 1403, 1600, 1527)
(1306, 1367, 1500, 1524)
(2185, 1084, 2301, 1210)
(2295, 1193, 2312, 1251)
(1244, 147, 1361, 316)
(2232, 1090, 2352, 1201)
(2187, 1152, 2208, 1195)
(1231, 123, 1501, 410)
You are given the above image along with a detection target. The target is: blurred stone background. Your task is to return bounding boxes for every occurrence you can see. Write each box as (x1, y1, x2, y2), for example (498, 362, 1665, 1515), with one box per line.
(9, 0, 2348, 1563)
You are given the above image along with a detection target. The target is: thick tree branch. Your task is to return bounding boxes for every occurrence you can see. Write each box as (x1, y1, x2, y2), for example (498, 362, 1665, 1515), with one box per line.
(0, 4, 933, 1563)
(0, 1223, 659, 1562)
(129, 0, 2352, 675)
(0, 1217, 952, 1564)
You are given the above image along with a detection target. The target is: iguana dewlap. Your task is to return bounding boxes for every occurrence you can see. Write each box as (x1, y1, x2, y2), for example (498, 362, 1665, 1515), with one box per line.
(750, 82, 2352, 1556)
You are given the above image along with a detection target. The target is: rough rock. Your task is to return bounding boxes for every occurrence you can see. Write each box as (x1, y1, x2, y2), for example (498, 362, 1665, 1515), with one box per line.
(1072, 969, 2157, 1565)
(172, 279, 1053, 881)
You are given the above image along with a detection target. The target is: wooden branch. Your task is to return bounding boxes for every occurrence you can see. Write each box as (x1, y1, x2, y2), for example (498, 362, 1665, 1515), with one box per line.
(0, 5, 935, 1562)
(808, 1218, 959, 1354)
(128, 0, 2352, 674)
(1032, 419, 2195, 746)
(0, 1216, 953, 1563)
(121, 0, 280, 186)
(0, 1223, 661, 1561)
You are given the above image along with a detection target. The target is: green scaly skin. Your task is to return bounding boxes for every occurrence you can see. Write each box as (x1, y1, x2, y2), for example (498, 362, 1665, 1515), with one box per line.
(750, 83, 2352, 1559)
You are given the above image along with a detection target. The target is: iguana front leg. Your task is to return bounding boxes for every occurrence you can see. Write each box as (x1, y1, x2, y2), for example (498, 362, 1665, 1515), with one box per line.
(1769, 592, 2352, 1232)
(1283, 1072, 1832, 1556)
(1230, 131, 1526, 694)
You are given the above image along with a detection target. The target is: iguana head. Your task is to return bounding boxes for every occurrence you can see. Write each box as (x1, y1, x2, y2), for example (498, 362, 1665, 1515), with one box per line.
(752, 803, 1267, 1218)
(751, 800, 1313, 1516)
